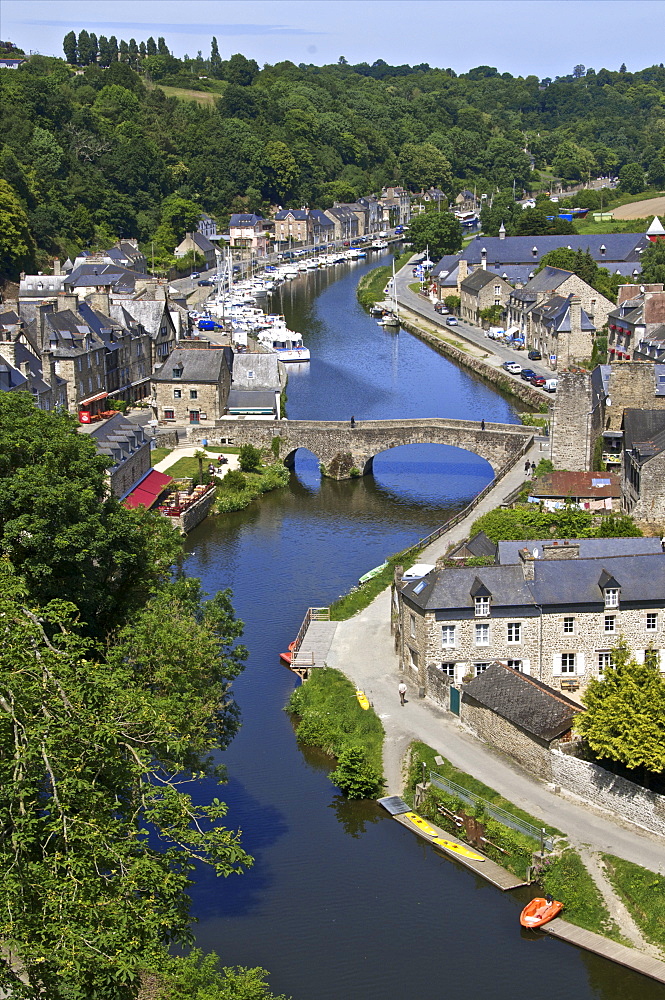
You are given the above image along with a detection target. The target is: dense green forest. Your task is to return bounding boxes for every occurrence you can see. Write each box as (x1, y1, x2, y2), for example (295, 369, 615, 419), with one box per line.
(2, 34, 665, 277)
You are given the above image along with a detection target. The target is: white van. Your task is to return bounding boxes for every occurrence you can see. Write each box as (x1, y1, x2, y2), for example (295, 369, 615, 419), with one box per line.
(544, 378, 558, 393)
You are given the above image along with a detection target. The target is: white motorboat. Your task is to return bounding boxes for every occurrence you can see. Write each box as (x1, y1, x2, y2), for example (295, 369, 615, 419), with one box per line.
(257, 322, 310, 362)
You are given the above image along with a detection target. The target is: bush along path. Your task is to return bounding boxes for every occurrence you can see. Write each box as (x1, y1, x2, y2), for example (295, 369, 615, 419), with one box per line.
(286, 668, 385, 799)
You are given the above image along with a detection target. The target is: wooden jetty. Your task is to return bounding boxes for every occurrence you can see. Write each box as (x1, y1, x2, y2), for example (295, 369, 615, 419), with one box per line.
(542, 919, 665, 984)
(284, 607, 337, 680)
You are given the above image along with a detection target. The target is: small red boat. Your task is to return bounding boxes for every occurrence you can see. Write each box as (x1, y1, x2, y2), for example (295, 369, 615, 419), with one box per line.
(520, 897, 563, 928)
(280, 642, 297, 665)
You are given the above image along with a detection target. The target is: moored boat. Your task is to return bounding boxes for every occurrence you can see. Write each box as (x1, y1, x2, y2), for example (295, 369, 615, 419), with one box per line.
(279, 641, 297, 665)
(519, 897, 563, 928)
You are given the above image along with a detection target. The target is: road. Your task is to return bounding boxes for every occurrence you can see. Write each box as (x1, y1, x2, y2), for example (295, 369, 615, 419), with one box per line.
(393, 261, 556, 393)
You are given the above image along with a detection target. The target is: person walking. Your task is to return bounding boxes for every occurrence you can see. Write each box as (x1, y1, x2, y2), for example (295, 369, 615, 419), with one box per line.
(524, 459, 530, 473)
(398, 681, 407, 705)
(481, 419, 485, 431)
(350, 416, 355, 428)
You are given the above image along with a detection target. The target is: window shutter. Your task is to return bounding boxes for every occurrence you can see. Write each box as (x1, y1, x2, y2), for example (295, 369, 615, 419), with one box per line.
(576, 652, 585, 676)
(553, 654, 561, 676)
(522, 659, 531, 676)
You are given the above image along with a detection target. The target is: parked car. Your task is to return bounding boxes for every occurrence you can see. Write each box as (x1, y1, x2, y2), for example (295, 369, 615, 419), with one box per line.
(197, 279, 214, 286)
(191, 272, 200, 279)
(446, 316, 458, 326)
(520, 368, 537, 381)
(528, 349, 542, 361)
(502, 361, 522, 374)
(544, 378, 559, 393)
(198, 319, 215, 331)
(530, 375, 547, 387)
(434, 302, 448, 314)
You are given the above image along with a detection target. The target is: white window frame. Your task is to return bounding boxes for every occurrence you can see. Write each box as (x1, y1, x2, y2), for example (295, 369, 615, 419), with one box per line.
(474, 662, 491, 676)
(475, 623, 490, 646)
(474, 596, 490, 617)
(563, 617, 574, 634)
(604, 615, 616, 633)
(597, 651, 613, 675)
(440, 662, 456, 677)
(507, 622, 522, 644)
(605, 588, 619, 609)
(441, 625, 456, 648)
(409, 613, 416, 638)
(646, 612, 658, 631)
(560, 652, 576, 674)
(507, 659, 522, 671)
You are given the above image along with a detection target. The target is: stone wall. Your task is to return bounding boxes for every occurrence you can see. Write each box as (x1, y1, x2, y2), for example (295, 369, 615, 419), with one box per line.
(624, 447, 665, 522)
(170, 485, 217, 534)
(605, 362, 665, 431)
(461, 697, 554, 779)
(550, 749, 665, 837)
(550, 369, 599, 470)
(425, 662, 452, 709)
(109, 442, 151, 498)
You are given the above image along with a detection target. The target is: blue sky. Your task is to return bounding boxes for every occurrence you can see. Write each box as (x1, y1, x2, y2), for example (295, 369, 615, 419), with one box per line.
(4, 0, 664, 78)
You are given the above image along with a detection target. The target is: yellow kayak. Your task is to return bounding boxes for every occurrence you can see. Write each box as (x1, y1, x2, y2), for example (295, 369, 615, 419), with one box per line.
(355, 690, 370, 710)
(403, 811, 437, 836)
(432, 837, 485, 861)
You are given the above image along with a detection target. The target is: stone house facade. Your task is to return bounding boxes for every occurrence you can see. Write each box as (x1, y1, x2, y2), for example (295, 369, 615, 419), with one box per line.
(151, 347, 232, 427)
(379, 186, 411, 227)
(323, 206, 359, 241)
(459, 269, 512, 324)
(228, 214, 270, 255)
(622, 408, 665, 522)
(174, 231, 216, 270)
(397, 536, 665, 696)
(528, 294, 595, 368)
(273, 209, 312, 245)
(85, 412, 152, 498)
(608, 283, 665, 361)
(0, 310, 68, 410)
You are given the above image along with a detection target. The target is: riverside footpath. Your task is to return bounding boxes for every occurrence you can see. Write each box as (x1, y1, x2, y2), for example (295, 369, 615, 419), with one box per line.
(324, 513, 665, 877)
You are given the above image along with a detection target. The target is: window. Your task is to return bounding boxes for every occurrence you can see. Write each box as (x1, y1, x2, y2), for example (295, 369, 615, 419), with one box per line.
(597, 651, 614, 674)
(77, 358, 83, 372)
(164, 408, 175, 420)
(507, 622, 522, 643)
(474, 662, 490, 676)
(190, 389, 198, 400)
(173, 389, 181, 399)
(561, 653, 576, 674)
(409, 648, 418, 671)
(604, 615, 616, 633)
(409, 613, 416, 638)
(646, 613, 658, 631)
(605, 588, 619, 608)
(441, 625, 456, 647)
(172, 366, 183, 378)
(475, 623, 490, 646)
(507, 659, 522, 671)
(563, 617, 574, 633)
(474, 596, 490, 617)
(645, 649, 660, 669)
(440, 662, 456, 677)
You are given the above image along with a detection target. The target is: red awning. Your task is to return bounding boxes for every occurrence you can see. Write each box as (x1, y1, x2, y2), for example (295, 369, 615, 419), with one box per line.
(79, 391, 108, 406)
(123, 470, 173, 510)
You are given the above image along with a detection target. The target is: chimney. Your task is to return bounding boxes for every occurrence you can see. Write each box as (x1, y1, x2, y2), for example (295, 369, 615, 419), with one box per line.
(86, 290, 111, 316)
(542, 541, 580, 560)
(0, 333, 18, 368)
(42, 349, 57, 388)
(57, 292, 79, 313)
(36, 302, 56, 349)
(569, 295, 582, 334)
(457, 259, 469, 292)
(618, 284, 637, 305)
(52, 258, 61, 276)
(518, 548, 535, 580)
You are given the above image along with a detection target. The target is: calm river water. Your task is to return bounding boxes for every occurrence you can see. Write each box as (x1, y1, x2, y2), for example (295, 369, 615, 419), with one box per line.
(184, 257, 657, 1000)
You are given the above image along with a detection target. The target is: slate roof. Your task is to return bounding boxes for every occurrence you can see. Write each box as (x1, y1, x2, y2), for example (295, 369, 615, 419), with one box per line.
(85, 412, 147, 468)
(497, 536, 662, 563)
(461, 269, 498, 292)
(514, 265, 572, 295)
(227, 389, 276, 411)
(403, 562, 536, 612)
(460, 232, 649, 266)
(231, 352, 280, 389)
(462, 663, 582, 741)
(309, 209, 335, 228)
(152, 348, 229, 383)
(65, 263, 137, 294)
(110, 299, 169, 339)
(529, 471, 621, 499)
(622, 408, 665, 462)
(531, 294, 596, 332)
(274, 209, 309, 221)
(530, 553, 665, 606)
(447, 531, 498, 560)
(229, 214, 263, 227)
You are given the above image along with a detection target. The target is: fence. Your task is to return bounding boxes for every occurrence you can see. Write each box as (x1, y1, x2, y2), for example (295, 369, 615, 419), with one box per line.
(429, 770, 554, 851)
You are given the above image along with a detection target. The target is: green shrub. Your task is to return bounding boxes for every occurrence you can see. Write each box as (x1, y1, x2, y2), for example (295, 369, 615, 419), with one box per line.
(271, 435, 281, 460)
(330, 747, 383, 799)
(220, 469, 247, 491)
(239, 443, 262, 472)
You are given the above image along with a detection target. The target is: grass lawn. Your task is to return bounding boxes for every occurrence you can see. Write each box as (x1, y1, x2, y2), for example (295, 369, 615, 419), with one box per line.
(153, 85, 218, 105)
(286, 667, 384, 781)
(161, 456, 205, 479)
(541, 849, 623, 942)
(602, 854, 665, 954)
(150, 447, 172, 466)
(329, 551, 418, 620)
(406, 741, 561, 835)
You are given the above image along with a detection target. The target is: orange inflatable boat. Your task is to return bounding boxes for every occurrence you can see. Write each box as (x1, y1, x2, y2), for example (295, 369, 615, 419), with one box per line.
(520, 897, 563, 928)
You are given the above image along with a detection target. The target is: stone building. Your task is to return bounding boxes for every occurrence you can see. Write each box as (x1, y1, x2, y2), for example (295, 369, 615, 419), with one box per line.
(151, 347, 233, 427)
(622, 408, 665, 522)
(323, 206, 359, 242)
(0, 309, 68, 410)
(608, 283, 665, 361)
(174, 231, 216, 270)
(459, 269, 512, 325)
(228, 214, 270, 256)
(273, 209, 312, 245)
(460, 662, 583, 779)
(84, 412, 152, 498)
(397, 535, 665, 694)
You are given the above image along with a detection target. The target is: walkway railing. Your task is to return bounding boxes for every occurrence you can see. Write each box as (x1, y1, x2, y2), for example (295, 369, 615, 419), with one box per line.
(291, 607, 330, 655)
(429, 770, 554, 851)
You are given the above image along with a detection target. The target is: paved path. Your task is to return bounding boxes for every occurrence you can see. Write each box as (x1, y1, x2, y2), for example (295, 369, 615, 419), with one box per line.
(152, 446, 240, 475)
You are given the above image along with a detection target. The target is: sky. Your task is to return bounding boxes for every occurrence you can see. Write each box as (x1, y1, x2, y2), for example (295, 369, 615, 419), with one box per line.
(3, 0, 664, 79)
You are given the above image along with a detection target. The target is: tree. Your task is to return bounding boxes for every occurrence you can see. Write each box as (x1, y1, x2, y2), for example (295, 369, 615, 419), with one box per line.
(647, 157, 665, 188)
(63, 30, 77, 65)
(152, 951, 291, 1000)
(210, 36, 222, 76)
(619, 162, 646, 194)
(146, 36, 157, 57)
(263, 141, 299, 200)
(576, 639, 665, 777)
(98, 35, 112, 67)
(226, 53, 259, 87)
(640, 236, 665, 283)
(329, 747, 383, 799)
(0, 565, 252, 1000)
(398, 142, 453, 192)
(89, 32, 98, 64)
(573, 64, 586, 78)
(405, 211, 462, 259)
(444, 294, 460, 313)
(77, 29, 92, 65)
(239, 443, 262, 472)
(0, 393, 181, 637)
(0, 178, 35, 278)
(157, 36, 169, 56)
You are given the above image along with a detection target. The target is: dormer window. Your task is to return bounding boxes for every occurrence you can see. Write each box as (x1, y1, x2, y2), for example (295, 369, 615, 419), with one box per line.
(172, 366, 183, 378)
(475, 596, 490, 616)
(605, 588, 619, 609)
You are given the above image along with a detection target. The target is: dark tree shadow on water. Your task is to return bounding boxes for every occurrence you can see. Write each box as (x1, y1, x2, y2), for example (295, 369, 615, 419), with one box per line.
(328, 795, 385, 839)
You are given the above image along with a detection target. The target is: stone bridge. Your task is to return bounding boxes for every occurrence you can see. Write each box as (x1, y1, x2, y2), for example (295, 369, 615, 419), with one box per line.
(192, 418, 534, 480)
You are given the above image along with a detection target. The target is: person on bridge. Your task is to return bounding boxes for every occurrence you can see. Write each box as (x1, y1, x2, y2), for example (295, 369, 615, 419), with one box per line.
(481, 419, 485, 431)
(350, 416, 356, 428)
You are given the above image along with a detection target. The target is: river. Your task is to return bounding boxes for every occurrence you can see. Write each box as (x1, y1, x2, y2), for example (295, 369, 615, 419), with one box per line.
(183, 257, 657, 1000)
